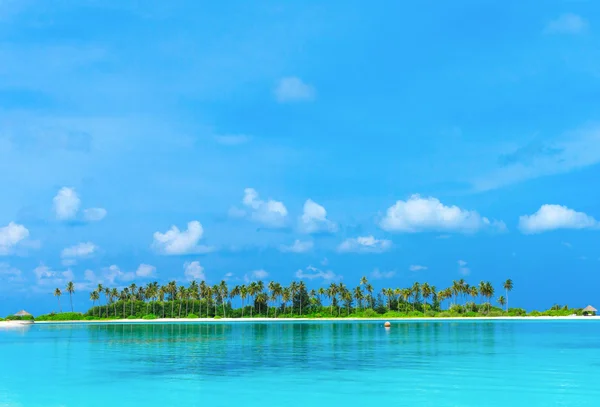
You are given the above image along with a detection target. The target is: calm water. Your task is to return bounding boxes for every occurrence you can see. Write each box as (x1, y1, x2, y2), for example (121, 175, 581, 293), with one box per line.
(1, 320, 600, 406)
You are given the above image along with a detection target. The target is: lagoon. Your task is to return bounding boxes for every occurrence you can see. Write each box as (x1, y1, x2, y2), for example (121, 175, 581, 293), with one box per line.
(1, 320, 600, 406)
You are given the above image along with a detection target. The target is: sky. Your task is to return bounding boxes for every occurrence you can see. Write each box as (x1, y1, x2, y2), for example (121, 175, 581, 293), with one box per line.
(1, 0, 600, 315)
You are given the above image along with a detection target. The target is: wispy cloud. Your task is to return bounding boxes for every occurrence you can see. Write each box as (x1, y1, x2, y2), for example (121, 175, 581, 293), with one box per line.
(458, 260, 470, 276)
(280, 239, 313, 253)
(274, 77, 315, 103)
(544, 13, 588, 35)
(337, 235, 392, 253)
(370, 268, 395, 279)
(295, 265, 341, 281)
(214, 134, 250, 146)
(473, 126, 600, 191)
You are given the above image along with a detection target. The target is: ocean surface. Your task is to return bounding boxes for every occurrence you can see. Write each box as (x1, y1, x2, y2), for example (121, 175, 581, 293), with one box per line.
(1, 320, 600, 407)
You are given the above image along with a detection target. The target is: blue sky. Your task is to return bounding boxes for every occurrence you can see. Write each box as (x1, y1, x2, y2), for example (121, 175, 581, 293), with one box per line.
(1, 1, 600, 315)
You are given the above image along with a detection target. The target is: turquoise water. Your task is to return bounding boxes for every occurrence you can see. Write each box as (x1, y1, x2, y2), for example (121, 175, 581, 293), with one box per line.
(1, 321, 600, 406)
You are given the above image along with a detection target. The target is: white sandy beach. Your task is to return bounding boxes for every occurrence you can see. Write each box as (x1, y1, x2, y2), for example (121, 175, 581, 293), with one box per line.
(21, 315, 600, 324)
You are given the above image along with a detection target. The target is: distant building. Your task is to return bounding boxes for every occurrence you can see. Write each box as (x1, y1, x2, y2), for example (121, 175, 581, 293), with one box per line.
(582, 305, 597, 316)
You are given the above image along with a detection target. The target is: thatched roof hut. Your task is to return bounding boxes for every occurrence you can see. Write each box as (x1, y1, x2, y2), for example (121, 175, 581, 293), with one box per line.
(13, 310, 32, 317)
(583, 305, 597, 316)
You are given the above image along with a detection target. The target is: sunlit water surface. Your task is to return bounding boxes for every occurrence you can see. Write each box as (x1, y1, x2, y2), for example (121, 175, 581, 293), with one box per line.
(1, 321, 600, 406)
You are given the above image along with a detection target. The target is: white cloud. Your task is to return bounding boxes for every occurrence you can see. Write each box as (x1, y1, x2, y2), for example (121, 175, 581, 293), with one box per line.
(295, 265, 341, 281)
(233, 188, 288, 228)
(34, 265, 75, 288)
(53, 187, 80, 220)
(214, 135, 250, 146)
(61, 242, 97, 260)
(152, 221, 213, 255)
(101, 265, 135, 285)
(409, 265, 428, 271)
(274, 77, 315, 102)
(458, 260, 470, 276)
(299, 199, 337, 234)
(337, 235, 392, 253)
(519, 204, 598, 234)
(0, 222, 29, 255)
(83, 207, 107, 222)
(280, 239, 314, 253)
(370, 268, 396, 279)
(545, 13, 588, 35)
(380, 194, 505, 233)
(245, 269, 269, 283)
(184, 261, 205, 281)
(0, 262, 22, 283)
(136, 263, 156, 278)
(53, 187, 107, 222)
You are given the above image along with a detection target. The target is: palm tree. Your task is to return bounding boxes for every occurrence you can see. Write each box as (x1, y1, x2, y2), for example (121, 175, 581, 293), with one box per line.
(327, 283, 337, 315)
(96, 284, 104, 317)
(498, 296, 506, 312)
(90, 291, 100, 317)
(66, 281, 75, 312)
(282, 287, 291, 314)
(298, 281, 306, 315)
(353, 286, 364, 311)
(54, 288, 62, 313)
(240, 285, 248, 318)
(219, 280, 228, 318)
(503, 279, 513, 311)
(129, 283, 137, 316)
(110, 288, 119, 317)
(158, 286, 166, 318)
(199, 281, 207, 318)
(421, 283, 431, 311)
(365, 283, 374, 309)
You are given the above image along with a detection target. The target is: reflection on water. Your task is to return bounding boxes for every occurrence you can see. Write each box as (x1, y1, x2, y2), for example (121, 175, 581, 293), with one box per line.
(1, 321, 600, 407)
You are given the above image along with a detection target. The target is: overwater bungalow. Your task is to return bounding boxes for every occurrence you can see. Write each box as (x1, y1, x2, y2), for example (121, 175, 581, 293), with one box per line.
(582, 305, 597, 316)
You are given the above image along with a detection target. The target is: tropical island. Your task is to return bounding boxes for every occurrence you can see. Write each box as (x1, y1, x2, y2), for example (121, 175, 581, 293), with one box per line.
(1, 277, 595, 322)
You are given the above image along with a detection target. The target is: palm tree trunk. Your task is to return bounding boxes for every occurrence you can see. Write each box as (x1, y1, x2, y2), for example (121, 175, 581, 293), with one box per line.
(69, 294, 73, 312)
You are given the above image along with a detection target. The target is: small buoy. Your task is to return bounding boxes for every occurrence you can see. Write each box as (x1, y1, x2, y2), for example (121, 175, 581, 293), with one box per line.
(384, 321, 391, 328)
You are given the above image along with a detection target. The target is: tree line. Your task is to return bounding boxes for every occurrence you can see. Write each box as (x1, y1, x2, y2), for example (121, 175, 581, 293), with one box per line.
(52, 277, 514, 319)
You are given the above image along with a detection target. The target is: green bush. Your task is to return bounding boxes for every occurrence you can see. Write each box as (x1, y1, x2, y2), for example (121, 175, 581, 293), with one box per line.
(84, 316, 95, 320)
(529, 310, 542, 317)
(314, 313, 323, 318)
(464, 312, 478, 317)
(408, 311, 424, 317)
(6, 315, 34, 321)
(214, 315, 222, 320)
(142, 314, 157, 320)
(437, 311, 452, 317)
(508, 308, 526, 316)
(186, 313, 199, 319)
(361, 309, 379, 318)
(127, 315, 138, 319)
(425, 311, 437, 317)
(34, 312, 84, 321)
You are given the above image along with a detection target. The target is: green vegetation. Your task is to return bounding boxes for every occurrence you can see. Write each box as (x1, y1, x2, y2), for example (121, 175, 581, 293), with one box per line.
(4, 277, 576, 322)
(5, 315, 34, 321)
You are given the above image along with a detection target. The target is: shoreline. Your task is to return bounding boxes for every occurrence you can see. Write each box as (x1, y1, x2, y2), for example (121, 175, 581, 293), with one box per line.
(17, 315, 600, 324)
